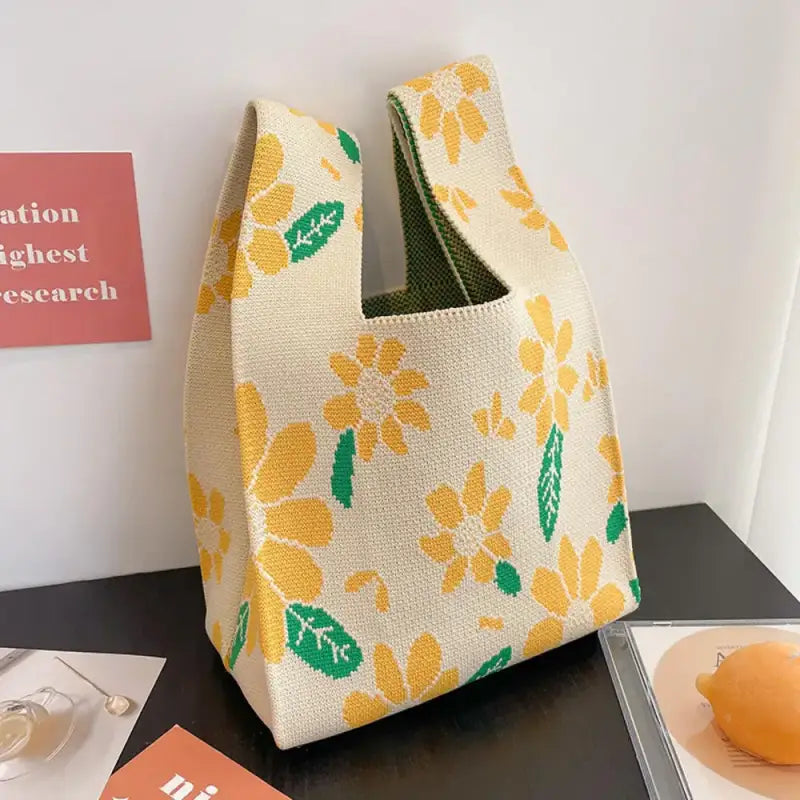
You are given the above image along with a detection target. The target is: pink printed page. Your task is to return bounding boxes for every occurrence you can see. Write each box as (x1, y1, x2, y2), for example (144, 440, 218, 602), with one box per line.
(101, 726, 291, 800)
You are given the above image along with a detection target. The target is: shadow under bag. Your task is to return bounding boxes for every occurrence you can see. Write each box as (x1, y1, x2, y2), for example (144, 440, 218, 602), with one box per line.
(184, 55, 639, 748)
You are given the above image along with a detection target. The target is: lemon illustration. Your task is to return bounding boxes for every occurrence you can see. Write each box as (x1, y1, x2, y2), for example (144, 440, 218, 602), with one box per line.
(696, 640, 800, 765)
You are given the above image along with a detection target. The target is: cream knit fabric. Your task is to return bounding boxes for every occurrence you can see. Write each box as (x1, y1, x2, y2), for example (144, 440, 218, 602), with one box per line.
(184, 56, 639, 749)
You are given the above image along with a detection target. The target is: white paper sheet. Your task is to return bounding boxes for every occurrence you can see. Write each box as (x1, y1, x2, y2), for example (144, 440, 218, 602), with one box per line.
(0, 647, 164, 800)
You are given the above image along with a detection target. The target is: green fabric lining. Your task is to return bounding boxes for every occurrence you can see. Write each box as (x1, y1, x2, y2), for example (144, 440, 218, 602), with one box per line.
(361, 97, 507, 318)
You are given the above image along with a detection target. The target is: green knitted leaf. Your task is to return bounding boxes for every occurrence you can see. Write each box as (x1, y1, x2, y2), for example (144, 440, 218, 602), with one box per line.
(467, 646, 512, 683)
(285, 603, 363, 679)
(331, 428, 355, 508)
(226, 600, 249, 670)
(537, 423, 564, 541)
(494, 560, 521, 596)
(606, 502, 628, 543)
(630, 578, 641, 604)
(285, 201, 344, 262)
(337, 128, 360, 163)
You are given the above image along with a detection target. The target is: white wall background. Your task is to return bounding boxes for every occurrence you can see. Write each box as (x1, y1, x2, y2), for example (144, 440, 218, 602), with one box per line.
(2, 0, 799, 590)
(750, 271, 800, 599)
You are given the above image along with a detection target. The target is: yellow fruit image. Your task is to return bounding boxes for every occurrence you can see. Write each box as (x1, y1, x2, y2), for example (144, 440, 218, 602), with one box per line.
(696, 641, 800, 765)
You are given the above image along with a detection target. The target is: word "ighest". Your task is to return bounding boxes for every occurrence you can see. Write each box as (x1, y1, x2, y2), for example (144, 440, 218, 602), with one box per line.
(0, 201, 88, 270)
(0, 242, 89, 270)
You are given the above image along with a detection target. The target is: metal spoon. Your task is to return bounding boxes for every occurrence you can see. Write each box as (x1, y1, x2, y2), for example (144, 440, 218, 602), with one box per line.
(54, 656, 132, 716)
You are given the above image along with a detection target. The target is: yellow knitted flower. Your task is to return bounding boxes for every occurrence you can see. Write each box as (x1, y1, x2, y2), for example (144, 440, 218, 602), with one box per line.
(343, 633, 459, 728)
(324, 334, 430, 460)
(599, 435, 626, 503)
(235, 382, 333, 663)
(501, 166, 567, 251)
(421, 462, 512, 593)
(195, 210, 241, 314)
(210, 621, 223, 654)
(525, 536, 625, 657)
(433, 184, 477, 223)
(583, 350, 609, 402)
(519, 295, 579, 445)
(473, 391, 516, 440)
(407, 61, 490, 164)
(233, 134, 296, 297)
(187, 475, 231, 582)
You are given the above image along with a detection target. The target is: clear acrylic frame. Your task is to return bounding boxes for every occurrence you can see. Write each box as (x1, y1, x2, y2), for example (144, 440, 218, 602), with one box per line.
(599, 618, 800, 800)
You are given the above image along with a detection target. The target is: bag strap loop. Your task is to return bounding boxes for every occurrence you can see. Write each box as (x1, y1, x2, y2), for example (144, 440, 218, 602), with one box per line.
(209, 100, 364, 327)
(199, 57, 572, 330)
(388, 56, 571, 299)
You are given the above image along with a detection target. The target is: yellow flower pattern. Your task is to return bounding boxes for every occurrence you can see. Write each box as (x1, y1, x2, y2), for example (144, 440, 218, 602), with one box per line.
(320, 156, 341, 181)
(324, 334, 430, 460)
(196, 210, 241, 314)
(433, 184, 477, 223)
(599, 435, 625, 504)
(187, 474, 231, 582)
(421, 462, 513, 593)
(235, 382, 333, 663)
(345, 570, 390, 613)
(473, 391, 516, 440)
(238, 557, 263, 658)
(210, 621, 223, 655)
(407, 61, 490, 164)
(342, 633, 459, 728)
(524, 536, 625, 657)
(288, 107, 338, 136)
(232, 134, 296, 297)
(519, 295, 579, 445)
(501, 166, 568, 251)
(583, 351, 609, 402)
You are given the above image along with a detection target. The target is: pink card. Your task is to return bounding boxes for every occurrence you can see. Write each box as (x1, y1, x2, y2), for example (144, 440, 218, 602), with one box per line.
(0, 152, 151, 348)
(101, 726, 292, 799)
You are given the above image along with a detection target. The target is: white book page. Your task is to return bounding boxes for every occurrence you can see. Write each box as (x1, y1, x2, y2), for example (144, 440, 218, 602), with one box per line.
(0, 647, 164, 800)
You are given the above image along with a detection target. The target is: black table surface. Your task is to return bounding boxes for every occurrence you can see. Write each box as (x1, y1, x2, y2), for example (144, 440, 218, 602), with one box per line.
(1, 503, 798, 799)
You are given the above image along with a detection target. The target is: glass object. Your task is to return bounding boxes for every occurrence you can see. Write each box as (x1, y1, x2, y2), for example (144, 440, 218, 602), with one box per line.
(0, 687, 75, 781)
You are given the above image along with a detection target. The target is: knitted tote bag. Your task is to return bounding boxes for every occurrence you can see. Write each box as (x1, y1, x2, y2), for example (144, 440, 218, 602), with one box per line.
(184, 55, 639, 749)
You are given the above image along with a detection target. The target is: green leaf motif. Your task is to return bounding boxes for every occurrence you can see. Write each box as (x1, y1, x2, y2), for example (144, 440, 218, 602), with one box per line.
(630, 578, 641, 604)
(284, 201, 344, 263)
(494, 560, 521, 596)
(537, 423, 564, 541)
(606, 501, 628, 543)
(467, 646, 512, 684)
(227, 600, 249, 671)
(337, 128, 360, 163)
(285, 603, 363, 679)
(331, 428, 355, 508)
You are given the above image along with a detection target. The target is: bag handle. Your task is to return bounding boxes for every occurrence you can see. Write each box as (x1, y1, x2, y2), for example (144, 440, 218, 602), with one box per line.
(388, 56, 572, 297)
(202, 101, 364, 331)
(201, 58, 570, 330)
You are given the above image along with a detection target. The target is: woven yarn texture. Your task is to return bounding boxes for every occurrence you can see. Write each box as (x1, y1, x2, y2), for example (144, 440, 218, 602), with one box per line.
(184, 55, 639, 749)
